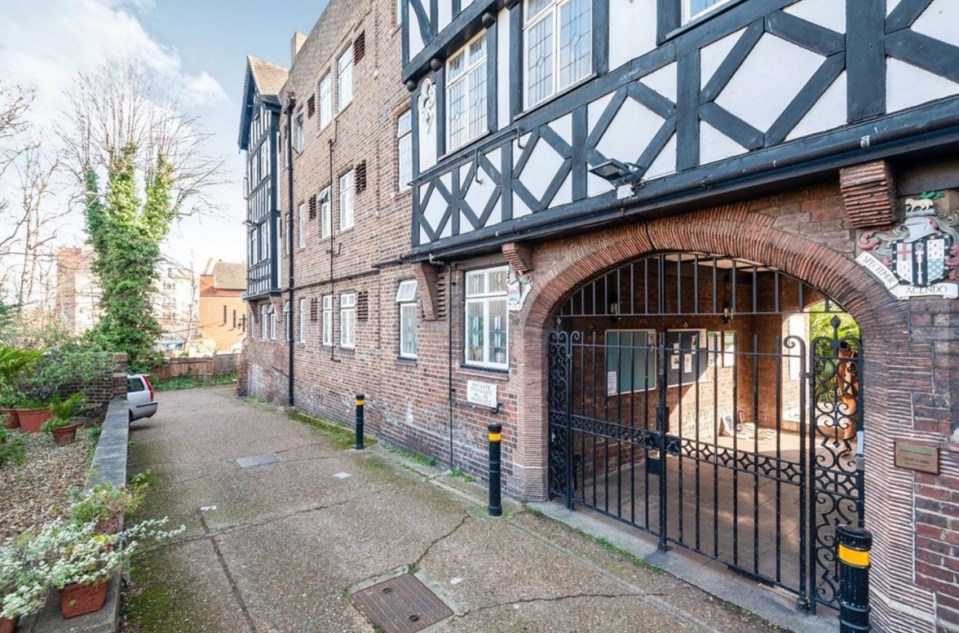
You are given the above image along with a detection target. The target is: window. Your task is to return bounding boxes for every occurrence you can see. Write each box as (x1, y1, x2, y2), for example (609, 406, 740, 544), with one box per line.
(337, 48, 353, 112)
(396, 280, 418, 358)
(340, 293, 356, 348)
(322, 295, 334, 345)
(260, 305, 268, 339)
(299, 298, 307, 343)
(396, 0, 402, 25)
(464, 267, 508, 369)
(284, 301, 292, 342)
(293, 112, 305, 152)
(298, 203, 306, 249)
(280, 215, 287, 255)
(447, 33, 488, 150)
(319, 187, 331, 238)
(524, 0, 592, 108)
(683, 0, 733, 22)
(319, 74, 332, 128)
(269, 305, 277, 340)
(339, 170, 355, 230)
(606, 330, 657, 394)
(397, 110, 412, 192)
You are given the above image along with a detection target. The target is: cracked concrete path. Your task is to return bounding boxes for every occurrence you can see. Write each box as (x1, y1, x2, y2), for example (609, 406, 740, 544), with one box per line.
(125, 387, 785, 633)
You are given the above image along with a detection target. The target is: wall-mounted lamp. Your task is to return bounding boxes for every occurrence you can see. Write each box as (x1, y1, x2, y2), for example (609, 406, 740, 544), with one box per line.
(589, 159, 646, 193)
(722, 302, 733, 324)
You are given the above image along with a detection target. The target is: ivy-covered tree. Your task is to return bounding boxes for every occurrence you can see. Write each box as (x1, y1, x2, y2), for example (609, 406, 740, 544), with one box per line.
(63, 66, 223, 371)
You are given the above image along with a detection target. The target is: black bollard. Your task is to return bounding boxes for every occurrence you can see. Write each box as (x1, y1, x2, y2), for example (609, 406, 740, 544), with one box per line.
(354, 394, 365, 450)
(838, 525, 872, 633)
(488, 423, 502, 517)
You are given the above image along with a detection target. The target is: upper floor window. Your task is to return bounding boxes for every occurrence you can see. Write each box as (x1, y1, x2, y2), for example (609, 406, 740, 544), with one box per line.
(284, 300, 292, 341)
(339, 170, 355, 230)
(293, 112, 305, 152)
(464, 267, 509, 369)
(340, 292, 356, 348)
(337, 48, 353, 112)
(269, 305, 277, 340)
(299, 298, 307, 343)
(319, 74, 333, 128)
(298, 203, 306, 249)
(319, 186, 332, 238)
(260, 304, 268, 339)
(447, 33, 487, 151)
(322, 295, 334, 345)
(396, 280, 418, 359)
(397, 110, 412, 192)
(524, 0, 592, 109)
(683, 0, 733, 23)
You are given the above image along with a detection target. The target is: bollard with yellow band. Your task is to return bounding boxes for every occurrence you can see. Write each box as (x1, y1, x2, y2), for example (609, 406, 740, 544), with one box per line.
(488, 423, 502, 517)
(837, 524, 872, 633)
(354, 393, 365, 450)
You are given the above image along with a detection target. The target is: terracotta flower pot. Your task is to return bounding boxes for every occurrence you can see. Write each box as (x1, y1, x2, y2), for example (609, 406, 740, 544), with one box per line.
(0, 407, 18, 429)
(17, 408, 51, 434)
(60, 580, 109, 619)
(0, 613, 18, 633)
(51, 423, 80, 446)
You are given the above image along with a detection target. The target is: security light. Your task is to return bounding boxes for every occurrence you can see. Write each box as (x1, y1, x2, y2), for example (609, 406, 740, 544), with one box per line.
(589, 159, 646, 193)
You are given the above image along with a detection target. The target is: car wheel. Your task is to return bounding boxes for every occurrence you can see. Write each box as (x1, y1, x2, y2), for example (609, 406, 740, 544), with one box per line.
(128, 410, 133, 424)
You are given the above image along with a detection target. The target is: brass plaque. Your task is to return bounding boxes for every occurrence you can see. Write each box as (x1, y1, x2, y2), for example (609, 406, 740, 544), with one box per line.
(894, 441, 940, 475)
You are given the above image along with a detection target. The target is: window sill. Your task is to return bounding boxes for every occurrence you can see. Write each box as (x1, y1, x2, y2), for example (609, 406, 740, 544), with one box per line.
(456, 363, 510, 381)
(514, 72, 597, 124)
(661, 0, 747, 44)
(396, 356, 417, 366)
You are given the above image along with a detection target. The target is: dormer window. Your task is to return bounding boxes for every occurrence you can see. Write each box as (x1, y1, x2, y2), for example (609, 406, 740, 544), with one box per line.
(447, 32, 487, 151)
(524, 0, 592, 109)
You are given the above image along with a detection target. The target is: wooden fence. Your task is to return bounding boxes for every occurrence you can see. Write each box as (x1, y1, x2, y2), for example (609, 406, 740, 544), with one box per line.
(151, 353, 239, 381)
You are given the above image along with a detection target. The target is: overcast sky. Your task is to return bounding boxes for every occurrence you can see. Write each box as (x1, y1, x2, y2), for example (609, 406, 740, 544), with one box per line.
(0, 0, 324, 268)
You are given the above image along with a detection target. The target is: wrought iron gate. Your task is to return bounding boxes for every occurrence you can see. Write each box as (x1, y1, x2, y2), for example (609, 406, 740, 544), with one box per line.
(547, 318, 864, 611)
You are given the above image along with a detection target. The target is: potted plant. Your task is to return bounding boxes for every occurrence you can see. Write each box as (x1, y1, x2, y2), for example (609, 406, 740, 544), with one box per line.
(40, 393, 87, 446)
(0, 346, 43, 430)
(68, 481, 146, 535)
(0, 532, 50, 631)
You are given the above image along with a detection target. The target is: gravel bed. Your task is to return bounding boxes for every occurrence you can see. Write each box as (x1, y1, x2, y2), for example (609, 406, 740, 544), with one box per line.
(0, 428, 95, 539)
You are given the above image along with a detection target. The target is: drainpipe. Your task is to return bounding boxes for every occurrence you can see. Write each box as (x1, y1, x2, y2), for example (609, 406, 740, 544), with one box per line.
(285, 92, 296, 407)
(328, 123, 340, 362)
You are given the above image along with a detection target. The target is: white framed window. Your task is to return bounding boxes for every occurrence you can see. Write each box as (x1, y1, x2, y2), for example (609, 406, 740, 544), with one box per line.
(322, 295, 334, 345)
(284, 301, 292, 342)
(260, 304, 268, 339)
(340, 292, 356, 348)
(318, 74, 332, 128)
(337, 48, 353, 112)
(683, 0, 733, 23)
(524, 0, 592, 108)
(396, 280, 418, 358)
(299, 298, 307, 343)
(447, 32, 488, 151)
(293, 111, 305, 152)
(280, 214, 287, 255)
(397, 110, 412, 192)
(269, 305, 277, 340)
(339, 170, 355, 230)
(319, 187, 332, 238)
(396, 0, 403, 25)
(298, 203, 306, 249)
(464, 267, 509, 369)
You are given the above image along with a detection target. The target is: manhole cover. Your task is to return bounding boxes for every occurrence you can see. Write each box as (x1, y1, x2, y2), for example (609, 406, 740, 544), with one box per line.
(353, 574, 452, 633)
(235, 453, 280, 468)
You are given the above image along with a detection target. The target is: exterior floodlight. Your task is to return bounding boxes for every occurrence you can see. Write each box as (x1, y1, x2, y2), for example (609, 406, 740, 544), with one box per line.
(589, 159, 646, 193)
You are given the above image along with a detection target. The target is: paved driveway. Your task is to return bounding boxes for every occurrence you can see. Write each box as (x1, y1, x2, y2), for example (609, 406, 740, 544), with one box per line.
(125, 387, 787, 633)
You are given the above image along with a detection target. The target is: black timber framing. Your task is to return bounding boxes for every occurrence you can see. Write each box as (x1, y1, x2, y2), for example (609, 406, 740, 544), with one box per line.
(846, 0, 885, 121)
(404, 0, 504, 83)
(486, 21, 498, 132)
(509, 3, 523, 120)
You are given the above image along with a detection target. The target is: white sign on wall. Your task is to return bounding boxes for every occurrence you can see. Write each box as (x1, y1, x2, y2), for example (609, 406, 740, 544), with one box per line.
(466, 380, 497, 408)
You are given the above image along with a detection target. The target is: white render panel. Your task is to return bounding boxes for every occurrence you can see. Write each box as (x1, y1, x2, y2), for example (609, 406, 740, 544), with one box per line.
(438, 0, 452, 33)
(463, 165, 499, 225)
(886, 0, 904, 16)
(587, 172, 615, 198)
(786, 72, 847, 141)
(513, 135, 533, 167)
(596, 98, 664, 166)
(783, 0, 846, 34)
(608, 0, 658, 71)
(485, 147, 501, 172)
(513, 191, 532, 218)
(644, 133, 676, 180)
(497, 9, 511, 131)
(911, 0, 959, 48)
(519, 140, 564, 201)
(700, 120, 747, 165)
(409, 11, 425, 59)
(420, 226, 431, 243)
(701, 28, 744, 89)
(588, 93, 615, 132)
(553, 171, 572, 208)
(423, 187, 448, 233)
(550, 113, 573, 145)
(640, 62, 677, 103)
(715, 34, 823, 133)
(887, 58, 959, 114)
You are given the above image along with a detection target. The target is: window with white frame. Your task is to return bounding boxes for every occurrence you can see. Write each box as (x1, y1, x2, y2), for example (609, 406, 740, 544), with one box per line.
(293, 112, 305, 152)
(319, 187, 331, 238)
(318, 74, 332, 128)
(269, 305, 277, 340)
(397, 110, 412, 192)
(298, 203, 306, 249)
(524, 0, 592, 108)
(280, 214, 287, 255)
(322, 295, 334, 345)
(683, 0, 733, 23)
(260, 304, 268, 339)
(396, 0, 403, 24)
(396, 280, 418, 358)
(339, 170, 355, 230)
(299, 298, 307, 343)
(447, 33, 487, 151)
(284, 301, 292, 341)
(337, 48, 353, 112)
(340, 293, 356, 348)
(464, 267, 509, 369)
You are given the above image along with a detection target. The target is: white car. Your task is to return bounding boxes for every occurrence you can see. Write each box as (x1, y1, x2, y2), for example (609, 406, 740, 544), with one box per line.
(127, 374, 158, 422)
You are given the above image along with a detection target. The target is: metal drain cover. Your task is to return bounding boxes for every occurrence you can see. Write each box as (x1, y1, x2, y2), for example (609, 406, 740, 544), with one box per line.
(353, 574, 452, 633)
(235, 453, 280, 468)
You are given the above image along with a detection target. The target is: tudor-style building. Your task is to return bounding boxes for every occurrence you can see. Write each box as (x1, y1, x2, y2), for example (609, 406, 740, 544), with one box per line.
(399, 0, 959, 630)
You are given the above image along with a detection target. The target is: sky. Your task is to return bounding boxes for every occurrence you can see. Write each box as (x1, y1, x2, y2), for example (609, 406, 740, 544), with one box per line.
(0, 0, 325, 268)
